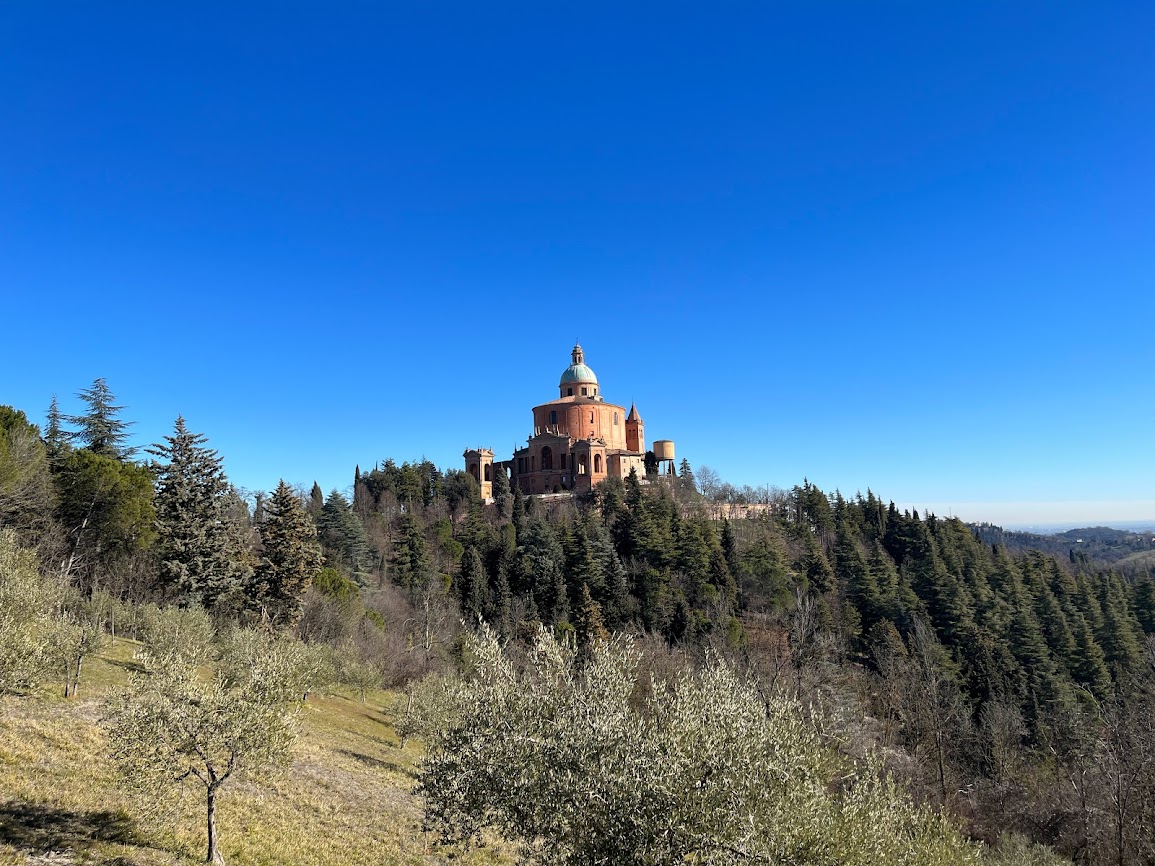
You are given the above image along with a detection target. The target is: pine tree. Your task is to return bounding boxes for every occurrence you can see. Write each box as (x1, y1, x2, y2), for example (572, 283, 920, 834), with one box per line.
(575, 583, 609, 648)
(1095, 572, 1144, 676)
(317, 490, 372, 581)
(149, 417, 252, 608)
(391, 510, 431, 600)
(0, 406, 54, 546)
(65, 378, 136, 459)
(53, 449, 156, 577)
(798, 533, 834, 595)
(1069, 612, 1113, 700)
(43, 395, 67, 463)
(677, 458, 696, 497)
(254, 481, 321, 625)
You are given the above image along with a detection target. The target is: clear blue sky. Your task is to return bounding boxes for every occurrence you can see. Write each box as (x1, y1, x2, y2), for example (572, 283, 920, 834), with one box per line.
(2, 2, 1153, 529)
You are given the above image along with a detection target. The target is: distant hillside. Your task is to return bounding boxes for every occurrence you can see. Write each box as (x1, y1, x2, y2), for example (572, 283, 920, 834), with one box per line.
(971, 523, 1155, 572)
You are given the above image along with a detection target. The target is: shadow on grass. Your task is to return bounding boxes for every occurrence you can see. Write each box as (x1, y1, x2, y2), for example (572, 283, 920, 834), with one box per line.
(101, 657, 147, 674)
(0, 800, 141, 854)
(335, 748, 416, 778)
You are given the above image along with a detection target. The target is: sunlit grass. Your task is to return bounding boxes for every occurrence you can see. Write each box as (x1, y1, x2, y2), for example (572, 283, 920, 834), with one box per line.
(0, 638, 508, 865)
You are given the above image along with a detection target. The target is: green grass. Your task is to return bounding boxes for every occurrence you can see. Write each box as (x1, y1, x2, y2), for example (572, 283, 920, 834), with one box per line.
(0, 639, 509, 866)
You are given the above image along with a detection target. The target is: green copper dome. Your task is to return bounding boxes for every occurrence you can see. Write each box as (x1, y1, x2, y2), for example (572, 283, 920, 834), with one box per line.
(560, 344, 598, 387)
(560, 363, 598, 384)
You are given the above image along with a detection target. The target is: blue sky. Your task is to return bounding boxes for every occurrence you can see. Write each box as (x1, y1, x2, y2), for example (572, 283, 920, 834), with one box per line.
(2, 2, 1153, 529)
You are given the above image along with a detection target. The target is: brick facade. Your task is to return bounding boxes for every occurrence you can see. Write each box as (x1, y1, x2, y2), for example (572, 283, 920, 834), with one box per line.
(468, 345, 668, 498)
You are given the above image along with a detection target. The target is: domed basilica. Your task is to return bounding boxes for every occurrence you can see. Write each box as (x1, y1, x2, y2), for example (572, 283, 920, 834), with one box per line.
(465, 344, 669, 499)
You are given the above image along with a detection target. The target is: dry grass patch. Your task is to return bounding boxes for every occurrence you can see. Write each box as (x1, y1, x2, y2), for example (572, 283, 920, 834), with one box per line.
(0, 639, 507, 866)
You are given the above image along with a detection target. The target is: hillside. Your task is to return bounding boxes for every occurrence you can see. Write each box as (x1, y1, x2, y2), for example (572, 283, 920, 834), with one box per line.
(971, 523, 1155, 571)
(0, 639, 505, 866)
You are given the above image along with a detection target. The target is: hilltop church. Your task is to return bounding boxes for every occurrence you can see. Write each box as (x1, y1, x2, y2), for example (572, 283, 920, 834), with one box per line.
(465, 345, 673, 499)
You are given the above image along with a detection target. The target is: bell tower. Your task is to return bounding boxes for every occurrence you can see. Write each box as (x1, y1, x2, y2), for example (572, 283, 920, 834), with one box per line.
(463, 448, 494, 501)
(625, 403, 644, 453)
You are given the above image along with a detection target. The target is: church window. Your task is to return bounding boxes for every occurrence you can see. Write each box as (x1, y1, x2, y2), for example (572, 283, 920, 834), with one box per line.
(578, 454, 587, 474)
(484, 464, 491, 482)
(531, 456, 536, 471)
(561, 454, 567, 469)
(567, 388, 573, 396)
(594, 454, 603, 473)
(589, 411, 594, 423)
(613, 412, 618, 425)
(518, 457, 525, 473)
(550, 410, 557, 425)
(581, 387, 587, 396)
(541, 446, 554, 470)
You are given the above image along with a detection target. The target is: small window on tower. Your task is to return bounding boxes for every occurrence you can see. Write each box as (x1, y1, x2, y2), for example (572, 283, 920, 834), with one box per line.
(567, 388, 573, 396)
(613, 412, 618, 425)
(581, 387, 587, 396)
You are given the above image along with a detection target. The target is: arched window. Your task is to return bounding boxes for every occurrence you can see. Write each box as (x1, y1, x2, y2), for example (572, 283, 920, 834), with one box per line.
(578, 454, 587, 474)
(484, 464, 492, 482)
(594, 454, 603, 473)
(541, 446, 554, 470)
(468, 463, 479, 481)
(549, 410, 557, 425)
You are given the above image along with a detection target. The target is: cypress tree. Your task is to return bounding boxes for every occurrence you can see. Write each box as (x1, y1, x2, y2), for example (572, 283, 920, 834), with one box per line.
(149, 417, 252, 608)
(459, 546, 488, 623)
(720, 519, 739, 577)
(308, 482, 324, 519)
(492, 465, 512, 520)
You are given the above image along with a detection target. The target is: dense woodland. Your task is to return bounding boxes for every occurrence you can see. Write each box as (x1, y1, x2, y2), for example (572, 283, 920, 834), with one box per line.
(3, 379, 1155, 864)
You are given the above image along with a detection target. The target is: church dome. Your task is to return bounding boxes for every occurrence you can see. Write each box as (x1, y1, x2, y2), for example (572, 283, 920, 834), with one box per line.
(559, 344, 598, 387)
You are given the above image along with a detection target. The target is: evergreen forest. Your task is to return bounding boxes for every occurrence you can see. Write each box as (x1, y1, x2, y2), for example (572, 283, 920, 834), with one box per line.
(2, 381, 1155, 865)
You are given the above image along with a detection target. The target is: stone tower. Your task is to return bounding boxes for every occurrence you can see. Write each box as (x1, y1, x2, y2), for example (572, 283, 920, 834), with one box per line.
(463, 448, 494, 501)
(625, 403, 644, 454)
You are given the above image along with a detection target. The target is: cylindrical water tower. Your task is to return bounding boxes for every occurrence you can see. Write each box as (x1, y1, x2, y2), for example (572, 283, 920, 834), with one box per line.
(653, 440, 676, 475)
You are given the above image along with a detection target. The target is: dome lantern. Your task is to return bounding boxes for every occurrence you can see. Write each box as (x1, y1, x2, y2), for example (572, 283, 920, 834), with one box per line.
(559, 343, 599, 397)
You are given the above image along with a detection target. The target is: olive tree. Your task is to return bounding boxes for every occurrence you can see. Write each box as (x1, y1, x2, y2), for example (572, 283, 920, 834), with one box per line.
(419, 626, 980, 866)
(105, 629, 305, 864)
(0, 527, 63, 694)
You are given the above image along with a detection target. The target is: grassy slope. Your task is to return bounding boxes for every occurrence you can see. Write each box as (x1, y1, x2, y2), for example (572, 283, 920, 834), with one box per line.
(0, 639, 507, 866)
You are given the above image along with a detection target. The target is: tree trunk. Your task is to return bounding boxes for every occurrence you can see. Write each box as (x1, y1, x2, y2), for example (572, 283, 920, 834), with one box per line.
(206, 786, 224, 864)
(400, 692, 414, 749)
